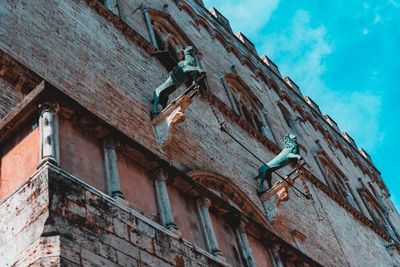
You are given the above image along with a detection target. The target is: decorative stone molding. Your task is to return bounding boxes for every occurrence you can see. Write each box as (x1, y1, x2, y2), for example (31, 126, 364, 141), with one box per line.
(260, 178, 294, 222)
(0, 51, 41, 94)
(38, 102, 59, 166)
(187, 169, 270, 226)
(152, 95, 192, 148)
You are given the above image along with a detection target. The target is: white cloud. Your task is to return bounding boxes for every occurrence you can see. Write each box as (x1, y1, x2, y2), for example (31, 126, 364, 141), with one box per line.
(373, 14, 382, 24)
(261, 10, 383, 151)
(262, 10, 332, 95)
(362, 28, 369, 34)
(203, 0, 280, 36)
(388, 0, 400, 8)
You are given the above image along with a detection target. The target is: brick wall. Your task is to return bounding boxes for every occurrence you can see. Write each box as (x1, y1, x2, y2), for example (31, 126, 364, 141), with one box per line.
(0, 78, 24, 119)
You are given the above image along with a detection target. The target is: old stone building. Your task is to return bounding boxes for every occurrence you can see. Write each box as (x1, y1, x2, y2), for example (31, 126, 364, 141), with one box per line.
(0, 0, 399, 266)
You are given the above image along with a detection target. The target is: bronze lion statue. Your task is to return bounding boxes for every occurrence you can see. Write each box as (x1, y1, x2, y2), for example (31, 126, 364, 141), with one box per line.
(256, 133, 302, 195)
(151, 46, 205, 117)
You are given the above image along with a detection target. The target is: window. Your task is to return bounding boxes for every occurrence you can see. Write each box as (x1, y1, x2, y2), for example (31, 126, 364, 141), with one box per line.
(277, 102, 298, 133)
(223, 73, 274, 140)
(359, 188, 400, 241)
(148, 9, 197, 71)
(316, 152, 357, 207)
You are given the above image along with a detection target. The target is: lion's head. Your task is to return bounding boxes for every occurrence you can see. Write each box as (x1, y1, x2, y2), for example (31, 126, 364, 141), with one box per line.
(284, 133, 299, 152)
(183, 46, 195, 56)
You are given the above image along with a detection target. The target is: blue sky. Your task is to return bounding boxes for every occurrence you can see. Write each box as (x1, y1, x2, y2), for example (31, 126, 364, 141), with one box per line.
(203, 0, 400, 210)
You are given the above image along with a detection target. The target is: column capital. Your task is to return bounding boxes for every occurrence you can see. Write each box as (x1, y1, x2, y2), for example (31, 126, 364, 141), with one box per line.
(38, 101, 59, 114)
(103, 137, 116, 150)
(272, 244, 281, 256)
(141, 4, 149, 13)
(153, 168, 168, 182)
(238, 218, 249, 232)
(198, 196, 212, 208)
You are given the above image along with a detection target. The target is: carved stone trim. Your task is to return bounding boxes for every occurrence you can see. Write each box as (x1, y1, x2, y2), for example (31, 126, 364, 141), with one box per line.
(260, 178, 293, 222)
(152, 95, 192, 148)
(187, 169, 270, 226)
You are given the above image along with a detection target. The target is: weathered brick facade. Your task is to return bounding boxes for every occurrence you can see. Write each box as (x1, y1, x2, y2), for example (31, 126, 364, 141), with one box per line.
(0, 0, 399, 266)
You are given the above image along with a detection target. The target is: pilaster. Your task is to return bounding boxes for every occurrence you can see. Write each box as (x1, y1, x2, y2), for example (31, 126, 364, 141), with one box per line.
(39, 102, 59, 166)
(103, 138, 123, 199)
(153, 168, 179, 233)
(235, 220, 256, 267)
(196, 196, 223, 257)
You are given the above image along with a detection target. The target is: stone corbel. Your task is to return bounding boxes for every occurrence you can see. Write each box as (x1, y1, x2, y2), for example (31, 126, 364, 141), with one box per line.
(152, 95, 192, 148)
(260, 178, 294, 222)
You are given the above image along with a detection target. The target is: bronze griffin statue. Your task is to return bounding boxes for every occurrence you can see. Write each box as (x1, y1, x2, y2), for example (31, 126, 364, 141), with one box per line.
(256, 133, 302, 196)
(151, 46, 205, 117)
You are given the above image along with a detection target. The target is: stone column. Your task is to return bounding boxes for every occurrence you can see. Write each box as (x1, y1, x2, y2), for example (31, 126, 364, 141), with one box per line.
(270, 244, 285, 267)
(235, 220, 256, 267)
(142, 6, 159, 49)
(103, 0, 120, 17)
(196, 197, 222, 257)
(39, 102, 59, 166)
(154, 169, 178, 231)
(103, 138, 123, 199)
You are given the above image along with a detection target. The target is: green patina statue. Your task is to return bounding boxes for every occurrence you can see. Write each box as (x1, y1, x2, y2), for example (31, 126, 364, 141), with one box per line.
(151, 46, 205, 117)
(256, 133, 302, 196)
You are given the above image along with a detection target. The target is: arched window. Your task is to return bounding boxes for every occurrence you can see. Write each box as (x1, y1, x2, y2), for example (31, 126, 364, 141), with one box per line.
(188, 170, 270, 266)
(148, 9, 197, 70)
(223, 73, 274, 140)
(277, 102, 297, 131)
(316, 152, 356, 206)
(359, 188, 400, 242)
